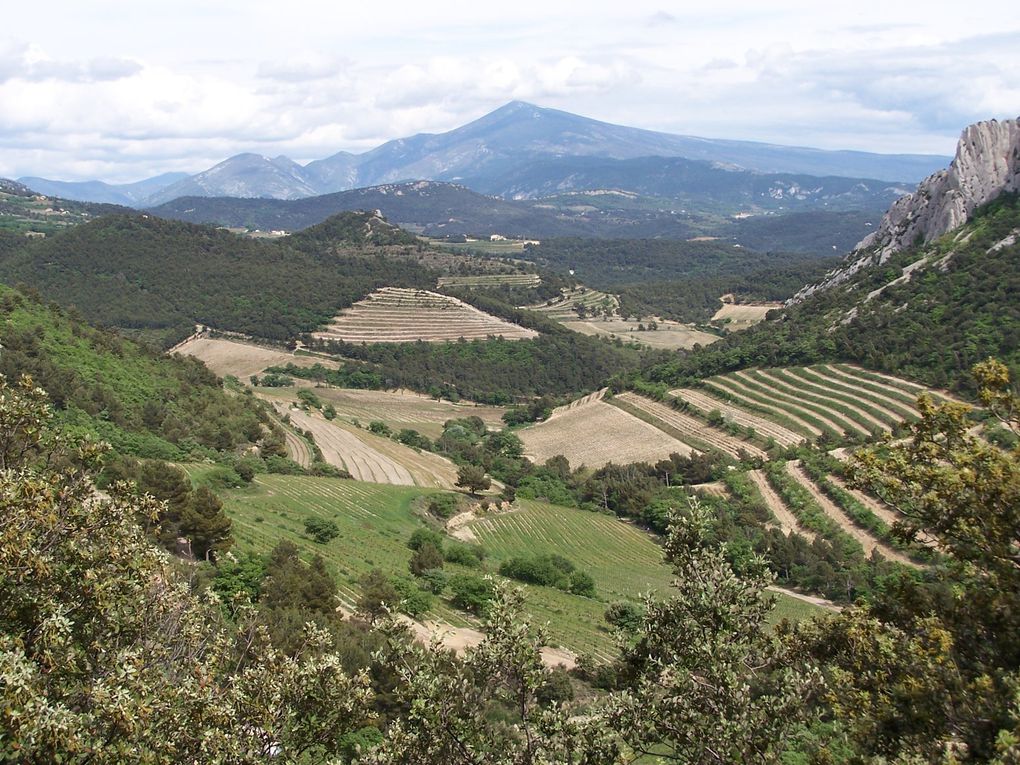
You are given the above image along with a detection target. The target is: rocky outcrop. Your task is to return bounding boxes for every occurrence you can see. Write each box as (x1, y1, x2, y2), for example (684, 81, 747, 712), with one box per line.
(793, 117, 1020, 301)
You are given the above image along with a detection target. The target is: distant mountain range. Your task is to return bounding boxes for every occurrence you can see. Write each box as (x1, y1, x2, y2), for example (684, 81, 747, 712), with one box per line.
(22, 101, 948, 208)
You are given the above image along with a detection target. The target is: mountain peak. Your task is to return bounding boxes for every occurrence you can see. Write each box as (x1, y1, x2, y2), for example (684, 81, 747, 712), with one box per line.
(792, 116, 1020, 300)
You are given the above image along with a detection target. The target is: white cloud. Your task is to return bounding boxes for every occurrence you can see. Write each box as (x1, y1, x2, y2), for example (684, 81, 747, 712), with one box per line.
(0, 2, 1017, 181)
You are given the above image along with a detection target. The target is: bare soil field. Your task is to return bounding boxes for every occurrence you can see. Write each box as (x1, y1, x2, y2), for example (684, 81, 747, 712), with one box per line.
(734, 370, 868, 436)
(670, 387, 806, 447)
(519, 394, 694, 469)
(313, 287, 537, 343)
(711, 301, 782, 331)
(278, 404, 458, 488)
(308, 387, 507, 439)
(174, 336, 338, 379)
(613, 392, 765, 459)
(751, 369, 881, 435)
(561, 317, 720, 350)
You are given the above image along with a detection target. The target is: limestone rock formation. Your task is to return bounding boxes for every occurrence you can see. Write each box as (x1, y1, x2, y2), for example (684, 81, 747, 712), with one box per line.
(793, 117, 1020, 301)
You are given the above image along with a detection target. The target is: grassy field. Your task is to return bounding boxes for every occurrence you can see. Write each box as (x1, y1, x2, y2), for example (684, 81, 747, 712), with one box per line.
(213, 472, 822, 661)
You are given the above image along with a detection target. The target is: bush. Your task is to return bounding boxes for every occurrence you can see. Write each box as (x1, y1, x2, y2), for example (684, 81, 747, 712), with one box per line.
(427, 493, 460, 520)
(604, 601, 645, 632)
(322, 403, 337, 420)
(304, 517, 340, 544)
(392, 576, 434, 617)
(409, 543, 444, 576)
(444, 542, 486, 567)
(408, 528, 445, 551)
(297, 389, 322, 409)
(449, 574, 494, 615)
(417, 569, 449, 594)
(368, 420, 392, 436)
(498, 554, 595, 597)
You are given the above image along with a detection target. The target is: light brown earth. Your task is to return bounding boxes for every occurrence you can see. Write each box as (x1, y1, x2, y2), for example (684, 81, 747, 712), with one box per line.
(817, 365, 924, 416)
(313, 287, 538, 343)
(711, 301, 782, 331)
(748, 469, 816, 542)
(705, 377, 824, 438)
(401, 617, 576, 669)
(670, 387, 806, 447)
(786, 461, 917, 566)
(307, 387, 506, 440)
(519, 393, 695, 469)
(278, 404, 458, 488)
(174, 336, 338, 379)
(767, 585, 842, 612)
(560, 317, 720, 350)
(614, 392, 765, 459)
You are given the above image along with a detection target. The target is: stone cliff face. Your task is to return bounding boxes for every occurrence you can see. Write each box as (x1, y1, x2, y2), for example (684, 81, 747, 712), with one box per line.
(793, 117, 1020, 300)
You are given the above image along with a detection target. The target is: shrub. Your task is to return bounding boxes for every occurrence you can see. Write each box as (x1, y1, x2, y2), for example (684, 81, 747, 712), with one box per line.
(426, 493, 460, 520)
(408, 528, 445, 551)
(409, 543, 444, 576)
(444, 541, 486, 567)
(448, 574, 494, 615)
(304, 517, 340, 544)
(368, 420, 392, 436)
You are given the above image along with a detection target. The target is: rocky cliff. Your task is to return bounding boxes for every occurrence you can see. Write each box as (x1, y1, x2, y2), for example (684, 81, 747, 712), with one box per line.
(793, 117, 1020, 300)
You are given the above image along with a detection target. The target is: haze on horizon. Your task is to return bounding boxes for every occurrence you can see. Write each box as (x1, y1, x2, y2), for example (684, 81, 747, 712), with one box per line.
(1, 0, 1018, 183)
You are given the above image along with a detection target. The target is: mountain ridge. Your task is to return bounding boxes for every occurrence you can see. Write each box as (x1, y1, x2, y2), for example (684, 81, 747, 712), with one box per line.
(20, 101, 949, 206)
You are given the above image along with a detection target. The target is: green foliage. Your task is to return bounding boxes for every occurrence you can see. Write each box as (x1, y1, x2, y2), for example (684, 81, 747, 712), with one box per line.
(0, 213, 436, 343)
(443, 541, 486, 568)
(455, 464, 491, 494)
(0, 377, 374, 762)
(610, 500, 822, 763)
(0, 285, 266, 460)
(304, 516, 341, 544)
(448, 573, 495, 616)
(426, 493, 459, 520)
(408, 543, 444, 576)
(498, 553, 597, 598)
(407, 528, 445, 552)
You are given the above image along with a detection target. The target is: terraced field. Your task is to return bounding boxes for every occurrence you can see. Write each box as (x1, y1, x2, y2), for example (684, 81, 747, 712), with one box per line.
(527, 287, 619, 320)
(694, 364, 941, 444)
(747, 469, 816, 542)
(313, 287, 538, 343)
(561, 317, 720, 350)
(611, 392, 765, 459)
(280, 404, 459, 488)
(518, 390, 695, 468)
(669, 388, 805, 448)
(437, 273, 541, 289)
(285, 387, 506, 440)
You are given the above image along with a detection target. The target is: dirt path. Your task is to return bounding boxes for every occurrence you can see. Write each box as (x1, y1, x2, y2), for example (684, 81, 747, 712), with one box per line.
(767, 585, 842, 612)
(748, 469, 815, 542)
(786, 462, 917, 566)
(399, 617, 576, 669)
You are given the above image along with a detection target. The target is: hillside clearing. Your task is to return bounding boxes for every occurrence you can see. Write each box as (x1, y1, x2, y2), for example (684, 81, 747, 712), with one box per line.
(711, 300, 781, 331)
(518, 392, 694, 468)
(437, 273, 541, 289)
(286, 387, 506, 440)
(313, 287, 538, 343)
(561, 317, 720, 350)
(173, 335, 338, 379)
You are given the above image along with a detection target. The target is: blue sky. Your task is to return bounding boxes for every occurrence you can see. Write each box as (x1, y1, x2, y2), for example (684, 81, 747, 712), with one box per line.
(1, 0, 1017, 182)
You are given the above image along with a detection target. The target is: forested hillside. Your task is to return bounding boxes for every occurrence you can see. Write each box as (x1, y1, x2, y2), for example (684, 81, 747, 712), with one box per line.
(636, 193, 1020, 392)
(0, 212, 436, 345)
(0, 283, 265, 460)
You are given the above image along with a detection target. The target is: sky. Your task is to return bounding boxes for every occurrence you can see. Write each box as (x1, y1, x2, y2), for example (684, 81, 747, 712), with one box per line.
(1, 0, 1018, 183)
